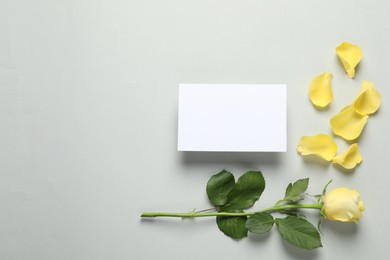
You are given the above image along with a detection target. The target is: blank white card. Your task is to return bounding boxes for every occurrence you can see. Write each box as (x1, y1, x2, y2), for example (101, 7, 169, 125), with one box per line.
(177, 84, 287, 152)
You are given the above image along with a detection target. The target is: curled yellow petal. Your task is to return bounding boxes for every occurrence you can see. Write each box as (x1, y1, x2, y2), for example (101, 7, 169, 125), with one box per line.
(297, 134, 337, 161)
(309, 72, 333, 108)
(330, 105, 368, 141)
(331, 143, 362, 169)
(353, 80, 382, 115)
(336, 42, 363, 79)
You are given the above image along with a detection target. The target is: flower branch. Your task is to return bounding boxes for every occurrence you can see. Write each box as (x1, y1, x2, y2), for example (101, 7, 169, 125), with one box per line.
(141, 203, 323, 218)
(141, 170, 364, 250)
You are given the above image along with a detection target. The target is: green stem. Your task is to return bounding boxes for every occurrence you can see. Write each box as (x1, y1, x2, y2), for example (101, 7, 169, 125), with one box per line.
(141, 203, 323, 218)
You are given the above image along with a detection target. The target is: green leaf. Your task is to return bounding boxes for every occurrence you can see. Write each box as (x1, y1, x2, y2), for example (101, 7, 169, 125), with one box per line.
(313, 194, 322, 202)
(317, 217, 324, 235)
(207, 170, 235, 206)
(284, 178, 309, 202)
(224, 171, 265, 211)
(275, 216, 322, 250)
(285, 178, 309, 197)
(245, 212, 274, 234)
(285, 183, 292, 196)
(321, 179, 333, 197)
(216, 216, 248, 239)
(274, 199, 284, 206)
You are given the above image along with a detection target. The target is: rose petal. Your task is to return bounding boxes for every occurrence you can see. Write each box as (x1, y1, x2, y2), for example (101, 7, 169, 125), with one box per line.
(353, 80, 381, 115)
(309, 72, 333, 108)
(336, 42, 363, 79)
(330, 105, 368, 141)
(331, 143, 363, 169)
(297, 134, 338, 161)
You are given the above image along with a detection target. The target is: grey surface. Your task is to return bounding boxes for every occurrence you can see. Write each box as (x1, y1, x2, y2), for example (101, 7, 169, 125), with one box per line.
(1, 0, 389, 259)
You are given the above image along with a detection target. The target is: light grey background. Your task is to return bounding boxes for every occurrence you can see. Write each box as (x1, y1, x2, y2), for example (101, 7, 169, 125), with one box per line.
(1, 0, 389, 259)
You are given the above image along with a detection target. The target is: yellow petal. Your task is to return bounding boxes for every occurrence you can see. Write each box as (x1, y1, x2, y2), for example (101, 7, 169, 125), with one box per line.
(336, 42, 363, 79)
(330, 105, 368, 141)
(353, 80, 382, 115)
(297, 134, 338, 161)
(309, 72, 333, 108)
(331, 143, 362, 169)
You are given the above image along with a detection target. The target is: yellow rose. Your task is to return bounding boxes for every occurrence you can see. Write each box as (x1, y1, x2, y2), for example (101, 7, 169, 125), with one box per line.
(323, 188, 364, 223)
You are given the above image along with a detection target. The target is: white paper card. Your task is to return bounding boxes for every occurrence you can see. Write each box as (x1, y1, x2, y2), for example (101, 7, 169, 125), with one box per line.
(178, 84, 287, 152)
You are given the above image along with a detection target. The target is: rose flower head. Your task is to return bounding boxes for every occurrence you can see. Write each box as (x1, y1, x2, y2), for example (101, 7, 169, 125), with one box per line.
(323, 188, 364, 223)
